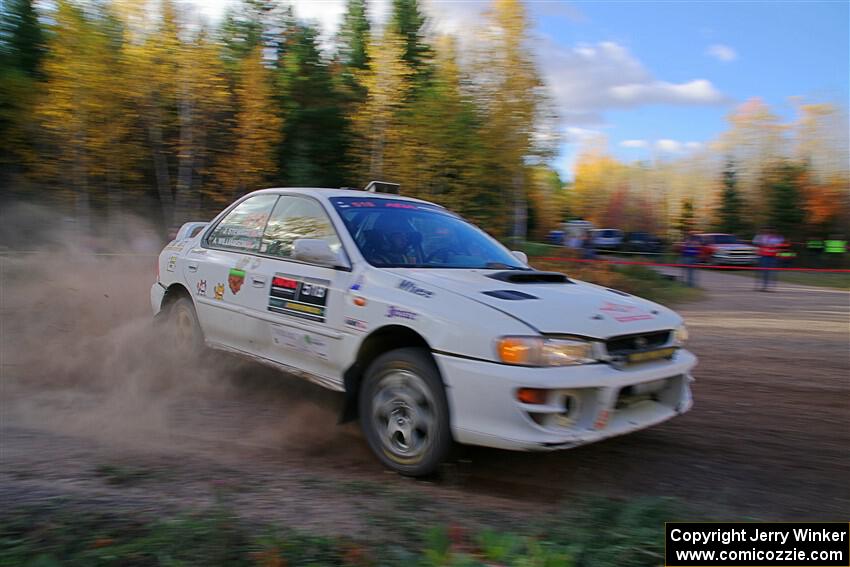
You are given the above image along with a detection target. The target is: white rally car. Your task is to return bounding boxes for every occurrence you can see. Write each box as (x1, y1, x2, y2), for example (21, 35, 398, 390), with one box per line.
(152, 182, 695, 475)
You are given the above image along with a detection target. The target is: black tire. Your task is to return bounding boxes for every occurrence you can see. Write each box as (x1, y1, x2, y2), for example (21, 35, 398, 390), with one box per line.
(358, 348, 453, 476)
(168, 296, 205, 355)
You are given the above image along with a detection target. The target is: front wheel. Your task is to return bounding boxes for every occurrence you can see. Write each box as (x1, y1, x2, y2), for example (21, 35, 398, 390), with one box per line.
(359, 348, 453, 476)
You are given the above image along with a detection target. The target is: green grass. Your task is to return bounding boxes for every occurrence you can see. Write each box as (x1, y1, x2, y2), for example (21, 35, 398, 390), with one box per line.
(610, 264, 705, 305)
(0, 497, 695, 567)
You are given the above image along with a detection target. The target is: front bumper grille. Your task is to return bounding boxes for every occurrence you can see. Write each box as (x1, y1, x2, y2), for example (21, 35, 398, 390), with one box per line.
(606, 330, 672, 356)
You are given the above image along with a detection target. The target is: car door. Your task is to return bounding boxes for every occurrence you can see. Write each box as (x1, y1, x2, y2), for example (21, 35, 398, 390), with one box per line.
(248, 195, 353, 387)
(186, 194, 279, 353)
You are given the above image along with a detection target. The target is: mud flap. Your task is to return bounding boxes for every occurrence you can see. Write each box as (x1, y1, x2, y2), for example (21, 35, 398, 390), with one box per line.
(339, 362, 363, 424)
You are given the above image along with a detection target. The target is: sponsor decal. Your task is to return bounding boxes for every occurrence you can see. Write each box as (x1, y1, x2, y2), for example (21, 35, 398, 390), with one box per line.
(250, 256, 262, 270)
(598, 301, 654, 323)
(228, 268, 246, 295)
(386, 306, 417, 320)
(209, 235, 259, 250)
(268, 273, 330, 323)
(398, 279, 433, 298)
(344, 317, 368, 332)
(213, 282, 225, 300)
(236, 256, 251, 269)
(271, 326, 330, 360)
(166, 255, 177, 272)
(350, 275, 364, 292)
(196, 279, 207, 297)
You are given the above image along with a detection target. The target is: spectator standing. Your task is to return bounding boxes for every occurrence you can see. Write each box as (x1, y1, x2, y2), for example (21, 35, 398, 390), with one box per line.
(680, 233, 701, 287)
(581, 233, 596, 260)
(753, 227, 784, 291)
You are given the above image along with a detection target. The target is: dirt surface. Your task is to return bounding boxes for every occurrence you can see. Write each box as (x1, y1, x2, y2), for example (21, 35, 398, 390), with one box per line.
(1, 252, 848, 531)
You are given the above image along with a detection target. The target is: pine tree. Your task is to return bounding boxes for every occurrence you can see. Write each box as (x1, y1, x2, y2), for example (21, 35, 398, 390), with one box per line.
(718, 159, 745, 234)
(338, 0, 370, 72)
(0, 0, 45, 77)
(0, 0, 45, 173)
(389, 0, 432, 89)
(766, 161, 806, 240)
(275, 22, 348, 187)
(676, 198, 696, 237)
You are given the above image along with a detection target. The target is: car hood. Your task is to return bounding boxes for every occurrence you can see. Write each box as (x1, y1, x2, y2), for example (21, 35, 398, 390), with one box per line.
(389, 269, 681, 337)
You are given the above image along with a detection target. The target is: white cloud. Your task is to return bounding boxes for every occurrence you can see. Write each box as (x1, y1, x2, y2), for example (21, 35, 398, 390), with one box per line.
(655, 139, 683, 153)
(653, 139, 704, 154)
(620, 139, 648, 149)
(565, 127, 605, 143)
(706, 43, 738, 62)
(538, 40, 728, 125)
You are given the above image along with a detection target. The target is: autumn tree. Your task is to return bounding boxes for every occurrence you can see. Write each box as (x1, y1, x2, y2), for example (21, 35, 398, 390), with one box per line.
(218, 45, 282, 196)
(349, 29, 411, 183)
(33, 0, 133, 226)
(477, 0, 544, 239)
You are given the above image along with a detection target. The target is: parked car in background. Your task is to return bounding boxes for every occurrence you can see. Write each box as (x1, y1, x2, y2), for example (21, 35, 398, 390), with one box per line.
(697, 233, 758, 265)
(623, 232, 665, 254)
(591, 228, 624, 251)
(562, 220, 594, 248)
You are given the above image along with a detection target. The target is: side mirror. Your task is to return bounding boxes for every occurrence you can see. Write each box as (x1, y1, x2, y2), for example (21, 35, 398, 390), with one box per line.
(293, 239, 341, 268)
(511, 250, 529, 265)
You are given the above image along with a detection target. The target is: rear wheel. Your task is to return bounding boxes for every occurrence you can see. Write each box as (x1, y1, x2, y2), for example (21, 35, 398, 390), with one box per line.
(169, 296, 204, 354)
(359, 348, 452, 476)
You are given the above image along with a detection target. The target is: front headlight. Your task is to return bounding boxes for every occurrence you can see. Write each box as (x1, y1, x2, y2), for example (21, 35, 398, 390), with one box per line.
(496, 336, 596, 367)
(674, 324, 689, 345)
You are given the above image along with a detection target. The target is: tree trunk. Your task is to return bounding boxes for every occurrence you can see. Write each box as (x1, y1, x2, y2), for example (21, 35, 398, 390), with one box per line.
(147, 102, 173, 227)
(512, 170, 526, 241)
(173, 86, 194, 225)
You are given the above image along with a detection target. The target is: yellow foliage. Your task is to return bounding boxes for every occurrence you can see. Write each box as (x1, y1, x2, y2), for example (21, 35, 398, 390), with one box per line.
(218, 46, 282, 195)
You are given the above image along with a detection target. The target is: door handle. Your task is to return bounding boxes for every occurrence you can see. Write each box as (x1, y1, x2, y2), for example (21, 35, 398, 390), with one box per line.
(251, 276, 266, 287)
(187, 263, 198, 272)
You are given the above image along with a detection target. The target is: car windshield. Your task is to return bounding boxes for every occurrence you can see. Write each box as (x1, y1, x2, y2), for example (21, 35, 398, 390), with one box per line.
(331, 197, 527, 269)
(711, 234, 738, 244)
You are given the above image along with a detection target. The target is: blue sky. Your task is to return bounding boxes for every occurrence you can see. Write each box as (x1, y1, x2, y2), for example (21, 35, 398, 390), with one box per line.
(194, 0, 849, 178)
(528, 1, 849, 176)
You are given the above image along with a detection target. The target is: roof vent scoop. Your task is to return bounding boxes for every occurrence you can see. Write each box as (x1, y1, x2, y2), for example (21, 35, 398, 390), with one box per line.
(482, 290, 539, 300)
(486, 271, 571, 284)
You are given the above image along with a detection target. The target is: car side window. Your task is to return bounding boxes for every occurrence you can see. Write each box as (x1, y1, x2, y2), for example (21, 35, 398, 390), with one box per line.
(206, 194, 279, 253)
(261, 196, 341, 259)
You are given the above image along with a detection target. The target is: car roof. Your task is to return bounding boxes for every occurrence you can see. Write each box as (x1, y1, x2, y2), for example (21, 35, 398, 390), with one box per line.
(246, 187, 441, 207)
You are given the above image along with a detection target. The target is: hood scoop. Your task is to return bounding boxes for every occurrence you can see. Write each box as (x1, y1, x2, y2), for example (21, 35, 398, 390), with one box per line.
(486, 271, 571, 284)
(482, 290, 539, 300)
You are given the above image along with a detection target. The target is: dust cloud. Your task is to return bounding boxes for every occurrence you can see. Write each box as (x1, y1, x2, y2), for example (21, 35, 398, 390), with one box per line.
(0, 203, 345, 461)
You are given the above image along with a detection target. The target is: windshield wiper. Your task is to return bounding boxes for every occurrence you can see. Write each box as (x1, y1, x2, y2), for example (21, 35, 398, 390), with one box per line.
(484, 262, 529, 270)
